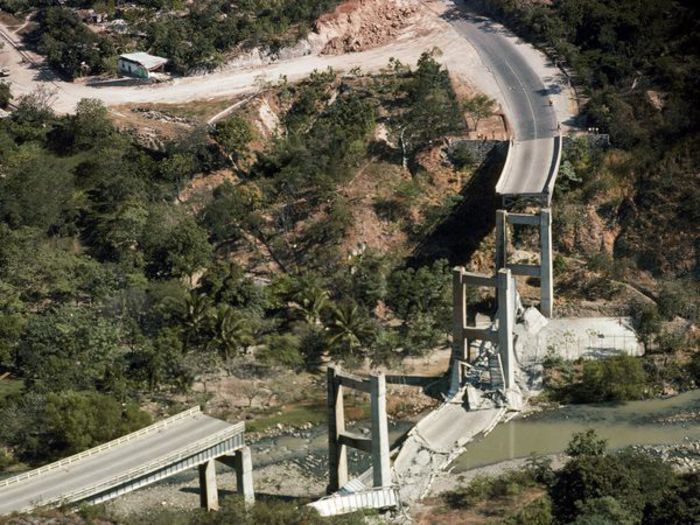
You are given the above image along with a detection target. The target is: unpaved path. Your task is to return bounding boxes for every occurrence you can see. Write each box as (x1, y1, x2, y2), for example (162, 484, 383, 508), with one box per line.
(0, 0, 575, 128)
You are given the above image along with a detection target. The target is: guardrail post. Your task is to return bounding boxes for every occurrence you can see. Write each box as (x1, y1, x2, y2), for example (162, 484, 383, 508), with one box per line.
(198, 459, 219, 511)
(370, 372, 391, 488)
(234, 446, 255, 505)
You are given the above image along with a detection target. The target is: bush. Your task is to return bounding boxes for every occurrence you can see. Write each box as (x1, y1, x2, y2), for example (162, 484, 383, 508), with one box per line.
(0, 390, 151, 463)
(444, 470, 537, 509)
(566, 429, 607, 457)
(0, 81, 11, 108)
(450, 142, 475, 170)
(571, 356, 647, 403)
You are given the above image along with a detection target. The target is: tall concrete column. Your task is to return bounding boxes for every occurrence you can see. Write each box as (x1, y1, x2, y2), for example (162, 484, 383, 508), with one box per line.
(495, 210, 508, 270)
(198, 459, 219, 511)
(370, 373, 391, 487)
(234, 446, 255, 505)
(540, 208, 553, 318)
(327, 365, 347, 492)
(451, 267, 466, 394)
(497, 268, 515, 389)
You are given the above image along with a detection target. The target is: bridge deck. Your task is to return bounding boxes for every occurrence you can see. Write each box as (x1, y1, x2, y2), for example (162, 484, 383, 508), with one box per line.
(0, 408, 239, 515)
(450, 10, 562, 199)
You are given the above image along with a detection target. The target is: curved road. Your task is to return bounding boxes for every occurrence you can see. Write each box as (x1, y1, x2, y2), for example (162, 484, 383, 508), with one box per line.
(446, 3, 564, 199)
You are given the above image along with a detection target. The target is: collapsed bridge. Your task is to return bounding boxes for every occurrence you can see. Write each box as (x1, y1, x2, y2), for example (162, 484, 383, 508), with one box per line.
(0, 407, 252, 515)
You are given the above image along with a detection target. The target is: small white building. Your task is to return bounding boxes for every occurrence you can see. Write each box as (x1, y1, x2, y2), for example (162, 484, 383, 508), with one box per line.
(118, 52, 168, 79)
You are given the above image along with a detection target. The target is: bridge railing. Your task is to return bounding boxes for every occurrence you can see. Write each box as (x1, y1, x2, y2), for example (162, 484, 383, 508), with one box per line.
(0, 406, 202, 488)
(543, 133, 563, 200)
(48, 421, 245, 508)
(309, 486, 399, 517)
(494, 138, 514, 196)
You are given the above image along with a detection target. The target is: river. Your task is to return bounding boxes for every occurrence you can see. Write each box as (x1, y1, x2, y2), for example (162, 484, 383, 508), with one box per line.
(453, 390, 700, 471)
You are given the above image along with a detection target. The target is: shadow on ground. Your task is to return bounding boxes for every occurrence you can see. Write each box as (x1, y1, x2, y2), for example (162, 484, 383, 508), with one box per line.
(409, 143, 505, 267)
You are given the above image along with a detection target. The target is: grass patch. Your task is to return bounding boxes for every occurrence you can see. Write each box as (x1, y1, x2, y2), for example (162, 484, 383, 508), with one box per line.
(246, 398, 371, 433)
(0, 378, 23, 402)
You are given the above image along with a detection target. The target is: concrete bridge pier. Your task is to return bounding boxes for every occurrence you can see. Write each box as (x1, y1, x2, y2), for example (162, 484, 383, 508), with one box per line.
(327, 365, 391, 493)
(198, 460, 219, 511)
(495, 208, 554, 318)
(450, 267, 516, 393)
(202, 446, 255, 511)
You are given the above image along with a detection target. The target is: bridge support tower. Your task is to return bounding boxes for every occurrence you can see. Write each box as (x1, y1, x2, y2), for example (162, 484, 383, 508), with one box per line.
(327, 365, 391, 493)
(496, 208, 553, 317)
(450, 267, 515, 395)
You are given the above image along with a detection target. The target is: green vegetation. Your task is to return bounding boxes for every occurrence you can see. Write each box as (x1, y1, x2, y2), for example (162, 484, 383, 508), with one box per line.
(0, 498, 369, 525)
(0, 55, 467, 468)
(442, 430, 700, 525)
(475, 0, 699, 281)
(34, 7, 113, 78)
(543, 354, 644, 403)
(0, 81, 11, 108)
(543, 350, 700, 403)
(10, 0, 342, 78)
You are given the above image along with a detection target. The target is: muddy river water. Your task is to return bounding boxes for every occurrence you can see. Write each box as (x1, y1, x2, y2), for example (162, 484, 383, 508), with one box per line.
(453, 389, 700, 471)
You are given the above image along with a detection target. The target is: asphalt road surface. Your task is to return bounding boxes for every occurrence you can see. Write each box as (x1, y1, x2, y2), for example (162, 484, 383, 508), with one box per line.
(448, 3, 560, 196)
(0, 413, 234, 515)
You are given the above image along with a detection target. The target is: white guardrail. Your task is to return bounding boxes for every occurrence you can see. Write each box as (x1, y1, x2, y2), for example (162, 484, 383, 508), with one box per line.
(0, 406, 202, 489)
(309, 486, 399, 517)
(544, 133, 563, 198)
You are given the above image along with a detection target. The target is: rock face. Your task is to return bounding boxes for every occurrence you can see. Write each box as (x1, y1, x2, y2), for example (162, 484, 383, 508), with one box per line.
(310, 0, 421, 55)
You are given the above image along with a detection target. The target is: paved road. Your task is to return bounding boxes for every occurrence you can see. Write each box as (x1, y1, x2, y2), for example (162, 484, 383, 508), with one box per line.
(0, 411, 235, 515)
(448, 3, 561, 197)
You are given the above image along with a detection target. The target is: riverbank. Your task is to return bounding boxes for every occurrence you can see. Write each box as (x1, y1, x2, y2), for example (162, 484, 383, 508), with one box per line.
(451, 389, 700, 472)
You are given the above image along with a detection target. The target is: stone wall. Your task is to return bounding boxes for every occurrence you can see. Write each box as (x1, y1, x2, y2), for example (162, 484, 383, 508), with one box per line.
(447, 138, 505, 167)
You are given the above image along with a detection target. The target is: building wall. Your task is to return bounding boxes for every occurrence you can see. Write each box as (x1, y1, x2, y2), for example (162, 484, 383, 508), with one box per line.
(118, 59, 149, 79)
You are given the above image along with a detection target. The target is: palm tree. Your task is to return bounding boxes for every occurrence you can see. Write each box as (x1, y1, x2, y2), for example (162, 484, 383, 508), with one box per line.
(179, 292, 212, 351)
(292, 284, 329, 326)
(212, 304, 252, 375)
(325, 302, 372, 358)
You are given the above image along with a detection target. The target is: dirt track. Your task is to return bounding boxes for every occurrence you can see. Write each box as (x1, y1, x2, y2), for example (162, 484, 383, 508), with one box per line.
(0, 1, 491, 113)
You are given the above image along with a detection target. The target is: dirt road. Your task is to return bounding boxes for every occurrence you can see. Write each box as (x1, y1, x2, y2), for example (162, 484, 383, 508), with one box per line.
(0, 0, 573, 125)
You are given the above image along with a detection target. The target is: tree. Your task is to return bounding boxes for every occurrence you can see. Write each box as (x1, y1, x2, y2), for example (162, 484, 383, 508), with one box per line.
(67, 98, 114, 151)
(0, 391, 151, 463)
(14, 305, 122, 393)
(572, 496, 636, 525)
(199, 181, 263, 247)
(178, 292, 213, 351)
(572, 356, 647, 402)
(325, 301, 374, 359)
(211, 304, 253, 375)
(0, 81, 11, 108)
(551, 435, 674, 524)
(212, 115, 253, 168)
(566, 429, 607, 457)
(399, 51, 463, 164)
(141, 205, 213, 280)
(462, 94, 495, 132)
(291, 277, 329, 326)
(386, 260, 452, 352)
(0, 143, 74, 232)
